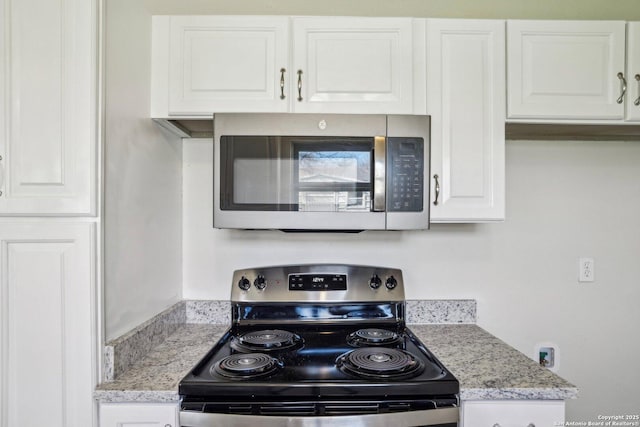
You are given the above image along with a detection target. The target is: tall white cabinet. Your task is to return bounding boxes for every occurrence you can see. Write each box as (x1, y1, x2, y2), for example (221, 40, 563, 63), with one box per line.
(627, 22, 640, 121)
(427, 19, 506, 222)
(0, 0, 99, 427)
(0, 0, 97, 215)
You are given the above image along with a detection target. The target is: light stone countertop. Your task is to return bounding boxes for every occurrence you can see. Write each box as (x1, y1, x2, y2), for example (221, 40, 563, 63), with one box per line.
(94, 323, 577, 403)
(409, 324, 577, 400)
(95, 324, 227, 402)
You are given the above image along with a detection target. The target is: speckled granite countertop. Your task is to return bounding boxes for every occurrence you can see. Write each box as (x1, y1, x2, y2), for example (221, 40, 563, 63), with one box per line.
(409, 324, 577, 400)
(95, 324, 227, 402)
(94, 323, 577, 403)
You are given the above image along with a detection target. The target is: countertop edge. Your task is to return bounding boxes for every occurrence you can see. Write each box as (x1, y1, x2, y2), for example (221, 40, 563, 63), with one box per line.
(94, 389, 180, 403)
(94, 387, 579, 404)
(460, 387, 579, 401)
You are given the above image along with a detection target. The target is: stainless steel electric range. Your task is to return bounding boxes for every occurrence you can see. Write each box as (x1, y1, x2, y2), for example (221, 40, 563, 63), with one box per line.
(179, 264, 459, 427)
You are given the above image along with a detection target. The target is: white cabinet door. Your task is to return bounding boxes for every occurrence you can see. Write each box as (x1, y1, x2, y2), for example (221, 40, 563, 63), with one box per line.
(99, 403, 178, 427)
(507, 20, 626, 120)
(626, 22, 640, 121)
(0, 0, 97, 215)
(151, 16, 423, 117)
(0, 222, 96, 427)
(156, 16, 290, 116)
(291, 17, 418, 114)
(427, 19, 505, 222)
(462, 401, 564, 427)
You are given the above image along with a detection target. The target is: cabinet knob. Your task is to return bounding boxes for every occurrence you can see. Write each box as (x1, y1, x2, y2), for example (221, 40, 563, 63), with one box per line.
(634, 74, 640, 106)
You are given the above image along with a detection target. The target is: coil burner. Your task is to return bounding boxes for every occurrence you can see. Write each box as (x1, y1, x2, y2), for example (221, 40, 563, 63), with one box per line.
(231, 329, 303, 353)
(212, 353, 282, 380)
(347, 328, 402, 347)
(337, 347, 425, 380)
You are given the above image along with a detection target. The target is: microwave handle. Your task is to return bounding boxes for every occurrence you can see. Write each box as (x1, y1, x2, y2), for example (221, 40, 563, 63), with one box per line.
(373, 136, 386, 212)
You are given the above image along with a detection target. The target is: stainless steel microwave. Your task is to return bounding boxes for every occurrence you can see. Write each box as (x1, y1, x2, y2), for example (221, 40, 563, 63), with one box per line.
(213, 113, 430, 231)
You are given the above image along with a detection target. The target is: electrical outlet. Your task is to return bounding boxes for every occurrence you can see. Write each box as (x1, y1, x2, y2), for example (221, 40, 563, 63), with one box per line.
(578, 257, 595, 282)
(535, 342, 559, 372)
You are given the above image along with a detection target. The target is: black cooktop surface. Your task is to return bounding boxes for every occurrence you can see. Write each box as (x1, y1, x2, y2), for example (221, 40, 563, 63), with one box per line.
(179, 323, 459, 399)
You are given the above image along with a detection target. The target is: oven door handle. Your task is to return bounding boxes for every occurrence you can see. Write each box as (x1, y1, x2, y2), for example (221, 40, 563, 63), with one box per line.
(181, 407, 458, 427)
(372, 136, 386, 212)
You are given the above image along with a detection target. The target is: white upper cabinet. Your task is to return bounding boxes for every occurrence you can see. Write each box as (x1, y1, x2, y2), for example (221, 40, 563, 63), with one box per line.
(153, 16, 290, 116)
(0, 0, 97, 215)
(626, 22, 640, 121)
(291, 17, 419, 114)
(151, 16, 423, 117)
(427, 19, 505, 222)
(507, 20, 627, 121)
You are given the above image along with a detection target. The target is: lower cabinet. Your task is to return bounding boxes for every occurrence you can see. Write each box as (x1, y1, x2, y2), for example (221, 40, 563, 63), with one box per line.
(0, 222, 96, 427)
(98, 400, 566, 426)
(461, 400, 565, 427)
(99, 403, 179, 427)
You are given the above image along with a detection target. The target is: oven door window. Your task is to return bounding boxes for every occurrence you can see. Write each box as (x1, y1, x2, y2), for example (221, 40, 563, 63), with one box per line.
(220, 136, 374, 212)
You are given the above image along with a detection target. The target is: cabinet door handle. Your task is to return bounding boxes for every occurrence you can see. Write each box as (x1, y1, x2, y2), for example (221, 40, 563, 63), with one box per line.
(0, 154, 4, 197)
(433, 174, 440, 206)
(297, 69, 303, 102)
(493, 424, 535, 427)
(279, 68, 286, 100)
(634, 74, 640, 106)
(617, 72, 627, 104)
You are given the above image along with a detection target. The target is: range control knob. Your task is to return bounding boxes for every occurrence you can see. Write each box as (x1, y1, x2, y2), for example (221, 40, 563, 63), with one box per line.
(369, 274, 382, 289)
(385, 276, 398, 290)
(254, 275, 267, 290)
(238, 276, 251, 291)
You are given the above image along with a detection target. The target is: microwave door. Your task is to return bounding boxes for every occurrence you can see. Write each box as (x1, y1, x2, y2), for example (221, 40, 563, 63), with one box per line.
(213, 112, 390, 230)
(215, 138, 386, 230)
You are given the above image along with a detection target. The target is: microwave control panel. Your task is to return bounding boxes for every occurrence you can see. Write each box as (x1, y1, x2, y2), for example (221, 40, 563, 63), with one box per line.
(387, 137, 424, 212)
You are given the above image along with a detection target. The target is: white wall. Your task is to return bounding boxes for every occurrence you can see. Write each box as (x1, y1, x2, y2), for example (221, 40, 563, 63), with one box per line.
(183, 138, 640, 420)
(106, 0, 640, 418)
(104, 0, 183, 341)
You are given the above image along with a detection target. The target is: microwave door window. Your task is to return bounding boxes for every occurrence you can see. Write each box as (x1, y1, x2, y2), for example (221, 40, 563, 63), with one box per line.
(294, 139, 373, 212)
(220, 136, 296, 211)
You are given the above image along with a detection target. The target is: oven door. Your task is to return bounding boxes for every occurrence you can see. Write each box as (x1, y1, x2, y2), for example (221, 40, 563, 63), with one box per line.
(180, 407, 458, 427)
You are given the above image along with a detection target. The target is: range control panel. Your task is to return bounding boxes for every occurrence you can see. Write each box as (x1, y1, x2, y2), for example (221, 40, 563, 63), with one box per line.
(231, 264, 405, 303)
(387, 137, 424, 212)
(289, 274, 347, 291)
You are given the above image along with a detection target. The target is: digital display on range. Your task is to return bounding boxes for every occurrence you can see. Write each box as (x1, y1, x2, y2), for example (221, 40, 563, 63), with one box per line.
(289, 274, 347, 291)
